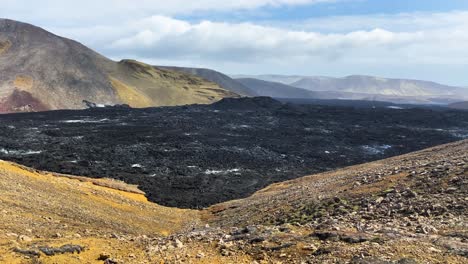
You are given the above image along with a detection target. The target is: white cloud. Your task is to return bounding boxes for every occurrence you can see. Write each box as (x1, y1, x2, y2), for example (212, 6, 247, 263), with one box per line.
(294, 11, 468, 33)
(55, 11, 467, 68)
(1, 1, 467, 84)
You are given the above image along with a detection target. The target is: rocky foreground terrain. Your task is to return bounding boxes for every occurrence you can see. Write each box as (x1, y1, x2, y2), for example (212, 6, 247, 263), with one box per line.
(0, 139, 466, 263)
(0, 98, 467, 208)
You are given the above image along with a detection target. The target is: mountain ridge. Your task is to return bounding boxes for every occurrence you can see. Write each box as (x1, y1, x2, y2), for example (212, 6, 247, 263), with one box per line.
(235, 78, 321, 99)
(0, 18, 239, 113)
(233, 74, 468, 104)
(291, 75, 467, 97)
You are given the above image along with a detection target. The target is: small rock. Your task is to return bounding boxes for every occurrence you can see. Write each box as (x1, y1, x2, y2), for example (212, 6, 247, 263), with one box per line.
(6, 233, 18, 238)
(312, 231, 340, 241)
(302, 244, 317, 251)
(174, 239, 184, 248)
(445, 187, 458, 193)
(221, 249, 231, 256)
(249, 237, 265, 244)
(375, 197, 384, 204)
(18, 235, 32, 242)
(279, 224, 293, 233)
(428, 247, 441, 253)
(98, 252, 111, 260)
(416, 224, 438, 234)
(397, 258, 418, 264)
(313, 247, 332, 256)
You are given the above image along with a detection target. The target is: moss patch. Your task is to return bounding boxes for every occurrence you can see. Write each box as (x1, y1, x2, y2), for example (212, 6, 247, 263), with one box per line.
(13, 75, 34, 90)
(109, 77, 154, 108)
(0, 40, 11, 55)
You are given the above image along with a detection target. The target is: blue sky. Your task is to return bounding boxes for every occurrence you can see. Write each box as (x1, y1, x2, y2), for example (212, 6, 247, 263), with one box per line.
(181, 0, 468, 24)
(263, 0, 468, 19)
(1, 0, 468, 86)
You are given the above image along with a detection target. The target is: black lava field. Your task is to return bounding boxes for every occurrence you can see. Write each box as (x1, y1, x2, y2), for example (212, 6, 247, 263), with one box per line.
(0, 97, 467, 208)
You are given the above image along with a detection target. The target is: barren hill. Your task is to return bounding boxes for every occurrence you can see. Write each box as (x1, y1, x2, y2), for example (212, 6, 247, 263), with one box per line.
(0, 140, 466, 263)
(0, 160, 201, 263)
(0, 19, 238, 113)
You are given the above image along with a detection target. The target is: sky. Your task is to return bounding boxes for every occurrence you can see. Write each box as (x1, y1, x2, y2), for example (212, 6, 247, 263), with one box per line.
(1, 0, 468, 86)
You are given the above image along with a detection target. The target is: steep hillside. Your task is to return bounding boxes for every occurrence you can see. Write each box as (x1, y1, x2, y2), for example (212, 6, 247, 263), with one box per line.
(1, 141, 465, 263)
(0, 160, 201, 263)
(0, 19, 238, 113)
(203, 139, 468, 263)
(449, 101, 468, 110)
(161, 66, 256, 96)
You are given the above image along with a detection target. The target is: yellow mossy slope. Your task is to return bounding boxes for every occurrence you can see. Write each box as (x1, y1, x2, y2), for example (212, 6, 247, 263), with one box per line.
(0, 160, 200, 263)
(0, 40, 11, 55)
(107, 60, 239, 107)
(109, 77, 154, 108)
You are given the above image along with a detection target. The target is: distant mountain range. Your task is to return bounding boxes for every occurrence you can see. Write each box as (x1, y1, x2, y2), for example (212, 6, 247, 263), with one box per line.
(235, 78, 319, 99)
(0, 19, 238, 113)
(232, 74, 305, 85)
(234, 77, 382, 103)
(233, 74, 468, 104)
(448, 101, 468, 110)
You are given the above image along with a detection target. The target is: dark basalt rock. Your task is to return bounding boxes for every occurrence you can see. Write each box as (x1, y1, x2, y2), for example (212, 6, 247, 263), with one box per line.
(0, 99, 467, 208)
(212, 96, 283, 110)
(14, 244, 84, 257)
(39, 244, 84, 256)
